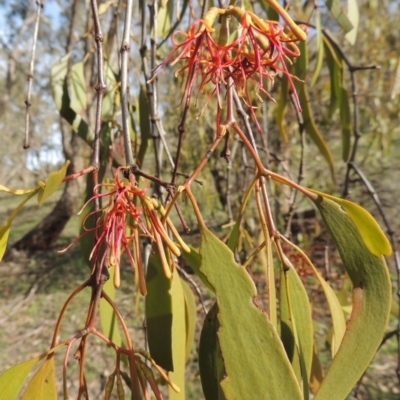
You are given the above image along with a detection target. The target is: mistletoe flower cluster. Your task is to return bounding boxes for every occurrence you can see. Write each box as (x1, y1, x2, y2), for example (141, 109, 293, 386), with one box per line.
(153, 6, 307, 132)
(61, 168, 188, 294)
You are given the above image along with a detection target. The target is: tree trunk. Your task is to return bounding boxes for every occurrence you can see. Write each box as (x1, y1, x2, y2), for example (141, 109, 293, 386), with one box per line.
(13, 121, 88, 252)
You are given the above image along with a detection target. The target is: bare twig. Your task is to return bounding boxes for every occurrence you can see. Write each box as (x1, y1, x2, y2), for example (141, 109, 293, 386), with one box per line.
(24, 1, 43, 149)
(120, 0, 135, 166)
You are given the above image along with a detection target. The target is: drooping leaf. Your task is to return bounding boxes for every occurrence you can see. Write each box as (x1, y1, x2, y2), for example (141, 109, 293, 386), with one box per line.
(298, 85, 335, 182)
(21, 356, 57, 400)
(50, 55, 94, 144)
(339, 89, 351, 162)
(280, 264, 313, 399)
(295, 42, 335, 182)
(145, 252, 173, 371)
(226, 178, 256, 253)
(169, 270, 186, 399)
(325, 0, 354, 33)
(0, 356, 42, 400)
(70, 62, 87, 112)
(137, 86, 151, 166)
(323, 36, 343, 117)
(344, 0, 359, 45)
(309, 190, 392, 256)
(157, 0, 189, 48)
(0, 185, 38, 195)
(313, 196, 391, 399)
(181, 279, 197, 362)
(199, 302, 226, 400)
(158, 0, 174, 39)
(311, 10, 324, 87)
(199, 228, 302, 399)
(181, 246, 213, 292)
(37, 161, 70, 206)
(0, 189, 39, 261)
(276, 74, 289, 142)
(100, 266, 122, 346)
(309, 343, 324, 394)
(102, 61, 119, 122)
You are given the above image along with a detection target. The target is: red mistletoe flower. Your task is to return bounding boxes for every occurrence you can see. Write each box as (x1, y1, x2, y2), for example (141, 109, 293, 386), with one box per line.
(152, 6, 307, 131)
(61, 168, 185, 293)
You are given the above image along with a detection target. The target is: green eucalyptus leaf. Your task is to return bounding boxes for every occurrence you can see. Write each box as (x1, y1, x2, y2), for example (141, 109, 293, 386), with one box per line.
(276, 74, 289, 142)
(169, 270, 186, 399)
(311, 11, 324, 87)
(21, 356, 57, 400)
(344, 0, 359, 45)
(325, 0, 354, 33)
(199, 302, 226, 400)
(280, 264, 313, 399)
(295, 42, 335, 182)
(0, 189, 39, 261)
(199, 227, 302, 399)
(323, 36, 343, 117)
(137, 86, 151, 166)
(37, 161, 69, 206)
(181, 246, 214, 292)
(145, 252, 173, 371)
(0, 356, 42, 400)
(298, 85, 335, 182)
(313, 196, 391, 400)
(100, 266, 122, 346)
(181, 279, 197, 362)
(50, 55, 94, 143)
(339, 89, 351, 162)
(70, 62, 87, 112)
(310, 190, 392, 256)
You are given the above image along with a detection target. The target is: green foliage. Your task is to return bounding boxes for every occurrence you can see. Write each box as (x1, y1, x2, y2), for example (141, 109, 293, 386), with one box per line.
(312, 196, 391, 399)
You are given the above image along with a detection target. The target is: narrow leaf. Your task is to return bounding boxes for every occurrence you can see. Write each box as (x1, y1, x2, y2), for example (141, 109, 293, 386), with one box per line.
(339, 89, 351, 162)
(169, 270, 186, 399)
(181, 279, 197, 362)
(100, 266, 122, 346)
(199, 302, 226, 400)
(0, 185, 38, 195)
(280, 264, 313, 398)
(0, 356, 42, 400)
(37, 161, 70, 206)
(298, 86, 335, 182)
(344, 0, 359, 45)
(323, 36, 343, 117)
(181, 246, 213, 292)
(70, 62, 87, 112)
(313, 196, 392, 400)
(276, 74, 289, 142)
(311, 10, 324, 87)
(157, 0, 173, 39)
(325, 0, 354, 32)
(199, 228, 302, 399)
(21, 356, 57, 400)
(295, 42, 335, 182)
(137, 86, 151, 166)
(309, 190, 392, 256)
(50, 55, 94, 143)
(145, 252, 173, 371)
(0, 189, 39, 261)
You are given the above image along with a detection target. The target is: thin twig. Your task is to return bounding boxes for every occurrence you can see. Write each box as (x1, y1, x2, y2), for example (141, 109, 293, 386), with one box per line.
(24, 0, 43, 149)
(120, 0, 135, 166)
